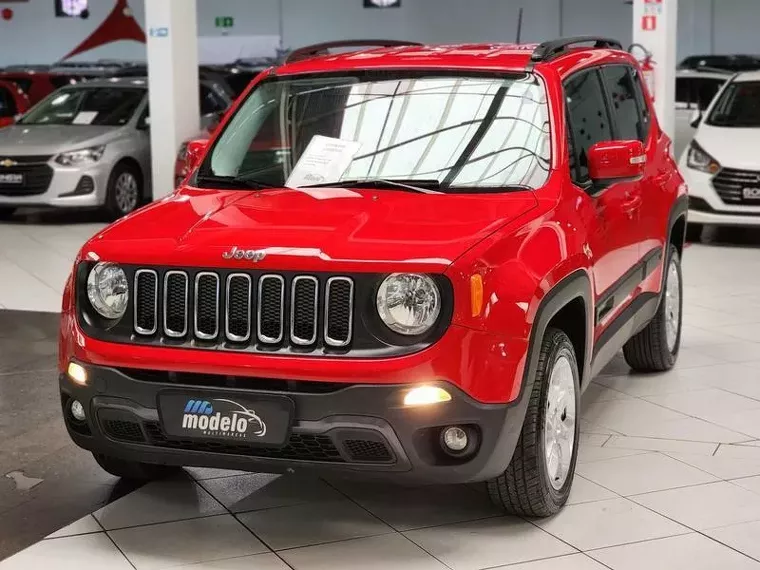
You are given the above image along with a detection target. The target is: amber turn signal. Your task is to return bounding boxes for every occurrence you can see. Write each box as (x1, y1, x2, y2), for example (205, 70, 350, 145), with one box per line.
(470, 274, 484, 317)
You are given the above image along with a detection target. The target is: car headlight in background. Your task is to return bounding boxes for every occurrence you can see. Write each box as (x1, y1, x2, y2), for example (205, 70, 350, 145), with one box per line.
(87, 262, 128, 320)
(377, 273, 441, 336)
(55, 145, 106, 166)
(686, 140, 721, 174)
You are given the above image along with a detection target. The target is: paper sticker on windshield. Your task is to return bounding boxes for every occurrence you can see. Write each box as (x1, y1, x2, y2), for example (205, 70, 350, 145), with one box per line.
(286, 135, 362, 189)
(72, 111, 98, 125)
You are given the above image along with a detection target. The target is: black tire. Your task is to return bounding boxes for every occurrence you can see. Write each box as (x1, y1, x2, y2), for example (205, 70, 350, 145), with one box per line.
(686, 223, 703, 243)
(0, 207, 17, 220)
(93, 453, 179, 481)
(103, 161, 142, 220)
(487, 328, 581, 517)
(623, 245, 682, 372)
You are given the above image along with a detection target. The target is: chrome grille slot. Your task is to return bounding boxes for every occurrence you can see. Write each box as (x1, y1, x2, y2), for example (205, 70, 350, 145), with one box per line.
(291, 276, 318, 346)
(226, 274, 252, 342)
(163, 271, 188, 338)
(258, 275, 285, 343)
(194, 272, 220, 340)
(134, 270, 158, 335)
(325, 277, 354, 347)
(713, 168, 760, 204)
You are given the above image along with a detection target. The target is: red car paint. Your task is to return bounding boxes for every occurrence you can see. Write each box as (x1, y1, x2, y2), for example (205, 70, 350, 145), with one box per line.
(62, 43, 686, 403)
(59, 43, 687, 492)
(0, 71, 83, 106)
(0, 80, 30, 127)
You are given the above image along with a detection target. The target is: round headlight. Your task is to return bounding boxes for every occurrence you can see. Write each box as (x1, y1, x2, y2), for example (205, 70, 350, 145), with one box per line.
(376, 273, 441, 336)
(87, 262, 129, 320)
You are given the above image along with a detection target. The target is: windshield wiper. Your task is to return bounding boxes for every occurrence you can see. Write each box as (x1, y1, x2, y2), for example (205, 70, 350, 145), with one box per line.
(195, 174, 279, 190)
(299, 178, 443, 194)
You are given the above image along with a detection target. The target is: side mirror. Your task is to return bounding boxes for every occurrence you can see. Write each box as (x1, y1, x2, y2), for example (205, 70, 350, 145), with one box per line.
(690, 109, 703, 128)
(588, 140, 646, 184)
(185, 138, 209, 172)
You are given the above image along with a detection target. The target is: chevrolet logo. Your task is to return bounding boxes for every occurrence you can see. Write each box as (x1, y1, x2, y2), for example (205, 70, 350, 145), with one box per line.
(0, 159, 18, 168)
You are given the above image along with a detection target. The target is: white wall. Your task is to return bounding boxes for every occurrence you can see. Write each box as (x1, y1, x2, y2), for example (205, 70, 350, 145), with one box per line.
(0, 0, 758, 67)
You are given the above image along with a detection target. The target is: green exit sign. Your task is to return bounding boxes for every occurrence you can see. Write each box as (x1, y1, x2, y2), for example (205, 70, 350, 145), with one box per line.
(215, 16, 234, 28)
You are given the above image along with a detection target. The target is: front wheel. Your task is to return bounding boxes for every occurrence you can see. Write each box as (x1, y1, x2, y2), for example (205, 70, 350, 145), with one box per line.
(623, 245, 683, 372)
(487, 328, 580, 517)
(104, 162, 142, 220)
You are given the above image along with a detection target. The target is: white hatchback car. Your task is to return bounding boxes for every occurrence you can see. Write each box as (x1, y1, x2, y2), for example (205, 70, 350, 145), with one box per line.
(679, 71, 760, 236)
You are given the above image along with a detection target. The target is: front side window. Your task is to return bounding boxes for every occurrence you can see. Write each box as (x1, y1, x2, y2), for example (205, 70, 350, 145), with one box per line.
(565, 70, 613, 183)
(20, 87, 144, 126)
(601, 66, 643, 141)
(707, 81, 760, 127)
(200, 71, 551, 192)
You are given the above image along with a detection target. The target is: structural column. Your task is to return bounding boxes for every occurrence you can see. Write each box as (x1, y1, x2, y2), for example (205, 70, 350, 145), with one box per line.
(145, 0, 200, 199)
(633, 0, 678, 140)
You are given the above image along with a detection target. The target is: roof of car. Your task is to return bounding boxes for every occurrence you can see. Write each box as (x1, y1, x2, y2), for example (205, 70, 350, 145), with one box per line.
(676, 68, 732, 80)
(733, 70, 760, 82)
(276, 43, 549, 75)
(63, 77, 148, 89)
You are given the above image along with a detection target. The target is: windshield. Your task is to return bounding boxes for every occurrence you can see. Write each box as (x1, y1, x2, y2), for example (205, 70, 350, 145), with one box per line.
(707, 81, 760, 127)
(20, 87, 144, 126)
(200, 71, 550, 192)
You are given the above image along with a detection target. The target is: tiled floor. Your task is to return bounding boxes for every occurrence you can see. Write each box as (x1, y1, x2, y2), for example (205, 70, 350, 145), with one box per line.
(1, 219, 760, 568)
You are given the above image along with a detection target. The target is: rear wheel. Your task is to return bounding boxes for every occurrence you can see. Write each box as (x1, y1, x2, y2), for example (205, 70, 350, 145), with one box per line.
(93, 453, 179, 481)
(487, 328, 580, 517)
(104, 162, 141, 220)
(623, 245, 682, 372)
(0, 207, 17, 220)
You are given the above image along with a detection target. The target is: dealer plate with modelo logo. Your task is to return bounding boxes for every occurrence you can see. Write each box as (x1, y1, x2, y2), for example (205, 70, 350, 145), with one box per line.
(158, 392, 294, 446)
(0, 173, 24, 185)
(743, 187, 760, 202)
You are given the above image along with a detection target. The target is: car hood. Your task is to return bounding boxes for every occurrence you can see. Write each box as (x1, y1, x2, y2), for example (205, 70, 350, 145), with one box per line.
(696, 124, 760, 170)
(0, 124, 120, 156)
(86, 186, 539, 272)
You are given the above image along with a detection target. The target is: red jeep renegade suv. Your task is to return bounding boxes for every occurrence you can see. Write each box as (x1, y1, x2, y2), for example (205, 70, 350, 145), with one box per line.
(59, 37, 688, 516)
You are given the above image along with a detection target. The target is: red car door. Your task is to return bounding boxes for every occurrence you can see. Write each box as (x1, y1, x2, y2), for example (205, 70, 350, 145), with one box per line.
(564, 68, 641, 325)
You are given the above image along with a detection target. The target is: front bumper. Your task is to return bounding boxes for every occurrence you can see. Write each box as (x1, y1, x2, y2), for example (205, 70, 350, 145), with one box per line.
(0, 158, 111, 208)
(60, 363, 531, 484)
(680, 158, 760, 227)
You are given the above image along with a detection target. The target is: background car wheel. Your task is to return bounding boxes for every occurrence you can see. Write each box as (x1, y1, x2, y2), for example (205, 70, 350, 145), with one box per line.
(0, 207, 17, 220)
(686, 223, 703, 243)
(104, 162, 142, 220)
(623, 245, 683, 372)
(487, 328, 580, 517)
(93, 453, 179, 481)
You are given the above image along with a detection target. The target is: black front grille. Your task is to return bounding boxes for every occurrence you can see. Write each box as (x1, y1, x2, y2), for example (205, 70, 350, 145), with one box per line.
(0, 161, 54, 196)
(713, 168, 760, 204)
(134, 270, 158, 334)
(343, 439, 393, 462)
(258, 275, 284, 343)
(226, 274, 251, 341)
(195, 273, 219, 339)
(103, 419, 146, 443)
(144, 423, 345, 462)
(130, 268, 356, 353)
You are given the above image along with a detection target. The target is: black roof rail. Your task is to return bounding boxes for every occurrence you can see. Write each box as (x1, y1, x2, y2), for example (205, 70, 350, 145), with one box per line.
(285, 39, 422, 64)
(531, 36, 623, 63)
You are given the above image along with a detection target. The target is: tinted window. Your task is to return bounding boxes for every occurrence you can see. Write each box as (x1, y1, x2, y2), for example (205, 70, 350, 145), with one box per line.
(50, 75, 83, 89)
(565, 70, 612, 183)
(630, 68, 651, 138)
(696, 78, 724, 110)
(0, 87, 16, 117)
(200, 84, 227, 115)
(7, 77, 33, 94)
(20, 87, 144, 126)
(707, 81, 760, 127)
(677, 77, 726, 110)
(676, 77, 692, 104)
(601, 66, 642, 141)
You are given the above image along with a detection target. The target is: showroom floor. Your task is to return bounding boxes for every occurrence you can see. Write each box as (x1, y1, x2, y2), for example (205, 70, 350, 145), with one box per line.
(2, 215, 760, 569)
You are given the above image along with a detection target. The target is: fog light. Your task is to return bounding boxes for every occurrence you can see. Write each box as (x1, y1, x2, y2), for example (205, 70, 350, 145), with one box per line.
(70, 400, 86, 422)
(442, 426, 468, 452)
(403, 386, 451, 407)
(67, 362, 88, 385)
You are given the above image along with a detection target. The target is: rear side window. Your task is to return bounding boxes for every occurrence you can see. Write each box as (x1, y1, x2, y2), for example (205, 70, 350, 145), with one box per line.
(601, 66, 646, 142)
(200, 85, 227, 115)
(565, 70, 613, 184)
(8, 77, 33, 94)
(0, 87, 17, 117)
